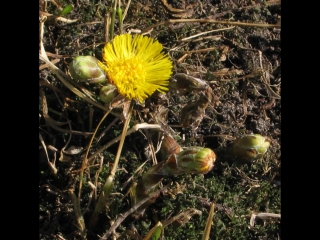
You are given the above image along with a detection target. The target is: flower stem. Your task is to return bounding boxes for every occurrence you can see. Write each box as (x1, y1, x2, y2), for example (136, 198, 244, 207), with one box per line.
(89, 100, 134, 228)
(78, 108, 113, 200)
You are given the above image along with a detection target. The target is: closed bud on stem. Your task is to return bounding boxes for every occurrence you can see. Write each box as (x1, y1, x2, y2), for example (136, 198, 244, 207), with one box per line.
(69, 56, 106, 84)
(130, 146, 216, 218)
(176, 147, 216, 174)
(99, 85, 118, 104)
(232, 134, 270, 162)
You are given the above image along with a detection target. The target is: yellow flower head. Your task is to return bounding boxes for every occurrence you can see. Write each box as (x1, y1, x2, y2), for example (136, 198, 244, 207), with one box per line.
(99, 34, 173, 103)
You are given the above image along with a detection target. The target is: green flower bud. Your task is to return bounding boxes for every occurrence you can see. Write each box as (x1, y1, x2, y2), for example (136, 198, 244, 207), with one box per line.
(232, 134, 270, 162)
(176, 147, 216, 174)
(69, 56, 106, 84)
(99, 85, 117, 104)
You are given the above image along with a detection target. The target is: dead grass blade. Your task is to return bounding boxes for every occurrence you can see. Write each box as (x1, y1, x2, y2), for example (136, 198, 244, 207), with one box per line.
(180, 26, 235, 41)
(142, 18, 281, 34)
(39, 133, 58, 175)
(250, 212, 281, 227)
(39, 11, 78, 23)
(87, 123, 162, 162)
(202, 203, 215, 240)
(162, 208, 202, 228)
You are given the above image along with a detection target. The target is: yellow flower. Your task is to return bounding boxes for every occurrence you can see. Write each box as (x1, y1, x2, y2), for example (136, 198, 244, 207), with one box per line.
(99, 34, 173, 103)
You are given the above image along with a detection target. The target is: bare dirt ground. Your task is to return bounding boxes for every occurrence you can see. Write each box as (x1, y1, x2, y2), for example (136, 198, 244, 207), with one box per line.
(39, 0, 281, 239)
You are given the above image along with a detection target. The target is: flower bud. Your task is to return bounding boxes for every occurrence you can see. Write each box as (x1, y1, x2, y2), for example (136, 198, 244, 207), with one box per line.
(99, 85, 117, 104)
(130, 147, 216, 218)
(232, 134, 270, 162)
(176, 147, 216, 174)
(69, 56, 106, 84)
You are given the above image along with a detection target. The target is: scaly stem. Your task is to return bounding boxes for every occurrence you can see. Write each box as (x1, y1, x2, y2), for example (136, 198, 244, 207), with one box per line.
(69, 190, 86, 238)
(89, 100, 133, 228)
(130, 145, 217, 218)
